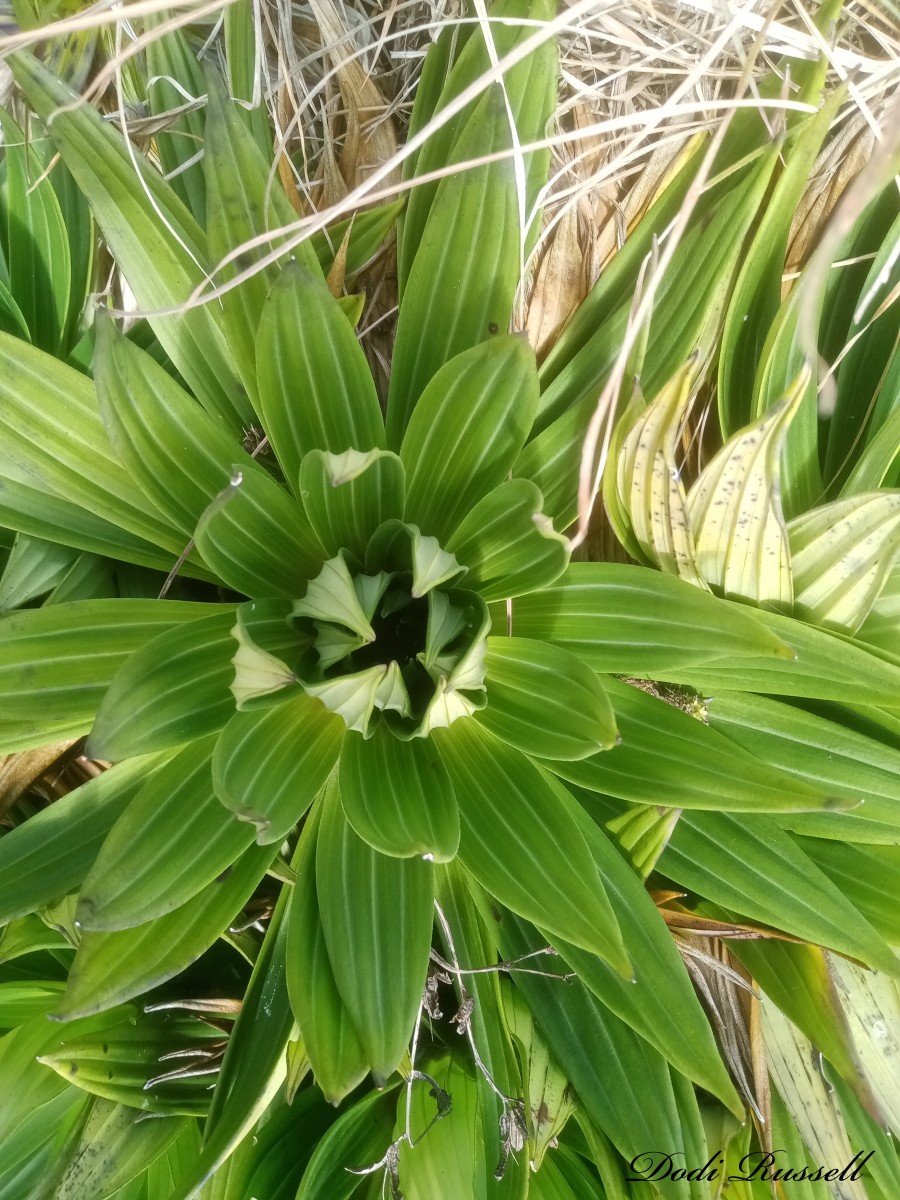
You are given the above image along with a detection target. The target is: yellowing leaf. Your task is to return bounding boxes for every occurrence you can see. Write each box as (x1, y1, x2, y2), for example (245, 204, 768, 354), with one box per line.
(688, 366, 810, 606)
(789, 492, 900, 633)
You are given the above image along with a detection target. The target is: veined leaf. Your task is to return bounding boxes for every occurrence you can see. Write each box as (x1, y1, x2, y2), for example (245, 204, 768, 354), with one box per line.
(0, 599, 222, 752)
(55, 841, 277, 1019)
(552, 677, 831, 812)
(788, 491, 900, 632)
(435, 719, 628, 972)
(299, 448, 405, 560)
(387, 87, 521, 444)
(213, 693, 344, 844)
(295, 1086, 400, 1200)
(58, 1104, 195, 1200)
(316, 779, 434, 1084)
(688, 366, 808, 607)
(401, 336, 539, 543)
(659, 811, 900, 977)
(0, 333, 192, 561)
(339, 723, 460, 861)
(796, 840, 900, 943)
(145, 21, 207, 222)
(286, 805, 369, 1104)
(76, 736, 254, 931)
(10, 52, 249, 430)
(478, 636, 617, 759)
(615, 362, 707, 587)
(446, 478, 569, 601)
(506, 562, 793, 672)
(0, 532, 81, 610)
(255, 265, 385, 495)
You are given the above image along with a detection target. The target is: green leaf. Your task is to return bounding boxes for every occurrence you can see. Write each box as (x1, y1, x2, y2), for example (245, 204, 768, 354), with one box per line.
(0, 532, 81, 609)
(788, 492, 900, 632)
(145, 22, 207, 222)
(435, 719, 628, 972)
(255, 265, 385, 495)
(76, 736, 254, 930)
(387, 88, 521, 444)
(213, 693, 344, 844)
(552, 677, 831, 812)
(478, 636, 617, 759)
(0, 333, 192, 560)
(0, 106, 70, 353)
(203, 73, 321, 406)
(446, 478, 569, 601)
(339, 723, 460, 861)
(0, 599, 222, 752)
(299, 448, 405, 559)
(87, 607, 242, 759)
(316, 779, 434, 1084)
(0, 754, 167, 925)
(55, 841, 277, 1019)
(295, 1086, 401, 1200)
(10, 52, 249, 430)
(704, 690, 900, 842)
(794, 839, 900, 944)
(313, 200, 405, 278)
(286, 806, 369, 1104)
(659, 811, 900, 977)
(401, 337, 539, 542)
(507, 562, 793, 672)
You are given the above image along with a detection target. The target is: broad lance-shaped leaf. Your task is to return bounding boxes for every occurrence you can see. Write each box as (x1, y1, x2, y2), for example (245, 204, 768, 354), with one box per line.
(551, 676, 833, 813)
(659, 811, 900, 978)
(10, 52, 249, 430)
(0, 753, 168, 925)
(0, 599, 222, 753)
(387, 87, 521, 446)
(203, 72, 321, 407)
(316, 779, 434, 1085)
(507, 562, 793, 673)
(687, 365, 808, 607)
(796, 840, 900, 944)
(286, 806, 368, 1104)
(299, 448, 405, 560)
(614, 361, 708, 588)
(788, 491, 900, 633)
(400, 336, 539, 543)
(55, 841, 278, 1019)
(0, 533, 81, 610)
(477, 636, 617, 760)
(213, 694, 344, 844)
(434, 718, 629, 973)
(76, 736, 254, 931)
(0, 333, 193, 563)
(339, 724, 459, 861)
(87, 599, 305, 760)
(95, 317, 324, 596)
(295, 1087, 400, 1200)
(446, 478, 569, 601)
(256, 265, 385, 496)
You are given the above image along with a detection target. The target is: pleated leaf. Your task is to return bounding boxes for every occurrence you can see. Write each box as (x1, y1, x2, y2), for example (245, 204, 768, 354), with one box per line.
(387, 88, 521, 444)
(478, 636, 617, 759)
(507, 562, 793, 672)
(401, 337, 539, 543)
(76, 736, 254, 931)
(0, 754, 165, 925)
(339, 724, 460, 861)
(0, 533, 81, 610)
(552, 677, 831, 812)
(828, 955, 900, 1139)
(295, 1087, 400, 1200)
(299, 448, 405, 559)
(659, 811, 900, 977)
(0, 599, 221, 752)
(256, 265, 385, 495)
(0, 333, 191, 560)
(688, 366, 808, 606)
(10, 52, 249, 430)
(789, 491, 900, 632)
(55, 841, 277, 1019)
(446, 478, 569, 601)
(286, 807, 369, 1104)
(615, 362, 707, 587)
(212, 693, 344, 844)
(435, 719, 629, 972)
(316, 780, 434, 1084)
